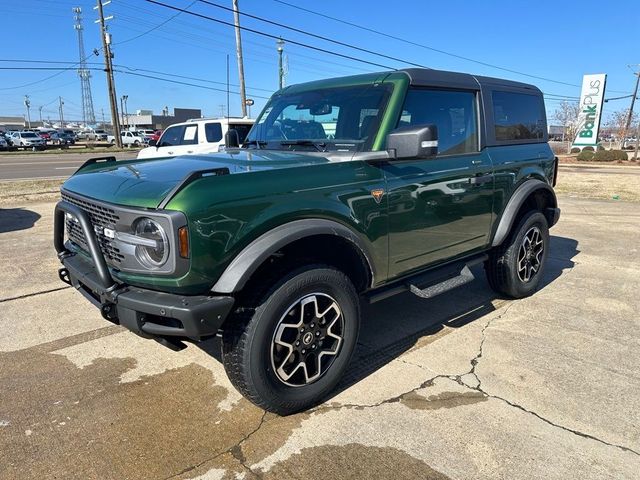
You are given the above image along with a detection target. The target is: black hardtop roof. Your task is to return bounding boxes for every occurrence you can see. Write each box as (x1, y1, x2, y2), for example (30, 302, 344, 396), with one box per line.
(400, 68, 542, 94)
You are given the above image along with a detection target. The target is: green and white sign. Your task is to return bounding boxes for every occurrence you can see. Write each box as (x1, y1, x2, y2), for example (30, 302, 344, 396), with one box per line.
(572, 73, 607, 148)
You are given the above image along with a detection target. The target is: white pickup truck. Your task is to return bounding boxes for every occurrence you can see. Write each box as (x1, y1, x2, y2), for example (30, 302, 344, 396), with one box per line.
(108, 131, 147, 147)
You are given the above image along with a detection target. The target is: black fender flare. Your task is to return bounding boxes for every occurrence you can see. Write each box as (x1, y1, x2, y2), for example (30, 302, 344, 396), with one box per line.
(491, 179, 558, 247)
(211, 219, 376, 293)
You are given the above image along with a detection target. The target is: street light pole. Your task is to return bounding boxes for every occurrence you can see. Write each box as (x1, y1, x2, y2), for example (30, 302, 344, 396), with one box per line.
(24, 95, 31, 129)
(277, 38, 284, 90)
(59, 97, 65, 128)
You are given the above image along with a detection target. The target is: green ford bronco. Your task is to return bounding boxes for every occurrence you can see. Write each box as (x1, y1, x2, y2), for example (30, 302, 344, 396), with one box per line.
(54, 68, 559, 414)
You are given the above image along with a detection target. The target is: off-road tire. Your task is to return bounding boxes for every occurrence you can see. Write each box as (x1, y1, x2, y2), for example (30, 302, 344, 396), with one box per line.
(485, 210, 549, 298)
(222, 265, 360, 415)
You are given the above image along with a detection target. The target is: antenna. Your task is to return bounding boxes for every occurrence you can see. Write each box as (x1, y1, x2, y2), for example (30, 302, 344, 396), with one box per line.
(73, 7, 96, 126)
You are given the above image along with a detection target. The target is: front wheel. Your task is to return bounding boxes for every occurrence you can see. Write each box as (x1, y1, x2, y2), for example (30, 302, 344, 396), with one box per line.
(485, 210, 549, 298)
(222, 265, 360, 414)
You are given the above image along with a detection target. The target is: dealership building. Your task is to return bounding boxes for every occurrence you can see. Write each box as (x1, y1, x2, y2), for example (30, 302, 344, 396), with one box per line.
(120, 107, 202, 130)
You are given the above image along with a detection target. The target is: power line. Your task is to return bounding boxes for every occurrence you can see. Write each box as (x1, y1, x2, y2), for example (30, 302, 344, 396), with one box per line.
(114, 64, 273, 93)
(195, 0, 429, 69)
(144, 0, 395, 70)
(113, 69, 271, 99)
(271, 0, 608, 92)
(115, 0, 197, 45)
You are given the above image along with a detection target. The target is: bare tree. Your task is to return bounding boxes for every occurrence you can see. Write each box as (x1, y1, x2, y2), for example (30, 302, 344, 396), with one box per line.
(607, 108, 639, 146)
(553, 101, 580, 153)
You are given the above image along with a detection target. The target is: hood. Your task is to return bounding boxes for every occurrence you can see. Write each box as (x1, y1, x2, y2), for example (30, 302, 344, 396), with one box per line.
(62, 150, 331, 209)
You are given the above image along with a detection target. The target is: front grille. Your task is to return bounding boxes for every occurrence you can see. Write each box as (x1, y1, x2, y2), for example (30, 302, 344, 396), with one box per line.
(62, 192, 125, 264)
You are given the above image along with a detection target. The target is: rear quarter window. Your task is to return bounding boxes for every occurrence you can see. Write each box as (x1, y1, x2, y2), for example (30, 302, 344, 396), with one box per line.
(492, 91, 546, 142)
(205, 123, 223, 142)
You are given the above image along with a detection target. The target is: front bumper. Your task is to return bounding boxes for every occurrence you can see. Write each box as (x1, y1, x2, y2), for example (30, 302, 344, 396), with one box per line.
(54, 200, 235, 347)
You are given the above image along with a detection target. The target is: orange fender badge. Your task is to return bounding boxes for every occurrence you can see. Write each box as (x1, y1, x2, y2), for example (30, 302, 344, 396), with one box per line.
(371, 188, 385, 204)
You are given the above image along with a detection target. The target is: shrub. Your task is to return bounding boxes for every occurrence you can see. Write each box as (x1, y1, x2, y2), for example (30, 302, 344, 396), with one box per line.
(582, 146, 595, 152)
(591, 149, 629, 162)
(577, 150, 595, 161)
(570, 147, 581, 154)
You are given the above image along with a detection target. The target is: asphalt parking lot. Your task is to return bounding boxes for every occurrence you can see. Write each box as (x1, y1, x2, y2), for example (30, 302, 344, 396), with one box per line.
(1, 195, 639, 479)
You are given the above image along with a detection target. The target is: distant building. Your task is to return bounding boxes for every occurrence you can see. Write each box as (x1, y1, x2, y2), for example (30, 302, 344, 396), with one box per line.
(0, 116, 26, 131)
(120, 107, 202, 130)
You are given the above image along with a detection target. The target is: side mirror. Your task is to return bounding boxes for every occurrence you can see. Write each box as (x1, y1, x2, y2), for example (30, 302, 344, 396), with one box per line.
(148, 139, 157, 147)
(225, 128, 240, 148)
(386, 124, 438, 160)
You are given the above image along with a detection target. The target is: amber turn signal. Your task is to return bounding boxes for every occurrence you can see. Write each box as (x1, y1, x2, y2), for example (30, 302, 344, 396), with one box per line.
(178, 226, 189, 258)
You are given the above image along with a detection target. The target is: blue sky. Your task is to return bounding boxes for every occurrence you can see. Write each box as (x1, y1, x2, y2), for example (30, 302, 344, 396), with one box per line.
(1, 0, 638, 124)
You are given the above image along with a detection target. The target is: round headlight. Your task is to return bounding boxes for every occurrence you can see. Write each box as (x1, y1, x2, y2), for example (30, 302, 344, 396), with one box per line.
(133, 217, 169, 269)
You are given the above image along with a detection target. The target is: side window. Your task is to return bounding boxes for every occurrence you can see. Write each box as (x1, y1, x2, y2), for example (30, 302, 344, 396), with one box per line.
(492, 91, 545, 142)
(229, 124, 252, 144)
(158, 125, 185, 147)
(182, 125, 198, 145)
(399, 89, 478, 155)
(205, 122, 223, 142)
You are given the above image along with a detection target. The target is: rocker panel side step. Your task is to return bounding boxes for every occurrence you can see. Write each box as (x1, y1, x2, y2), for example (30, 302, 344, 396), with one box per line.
(366, 253, 487, 303)
(408, 265, 475, 299)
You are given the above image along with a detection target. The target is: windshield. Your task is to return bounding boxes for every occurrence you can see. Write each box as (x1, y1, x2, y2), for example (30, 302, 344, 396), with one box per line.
(22, 132, 38, 138)
(245, 83, 393, 152)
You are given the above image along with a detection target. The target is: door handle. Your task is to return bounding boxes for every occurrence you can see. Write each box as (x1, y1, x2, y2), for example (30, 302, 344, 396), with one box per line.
(471, 159, 483, 165)
(469, 174, 493, 186)
(187, 150, 193, 154)
(168, 151, 173, 154)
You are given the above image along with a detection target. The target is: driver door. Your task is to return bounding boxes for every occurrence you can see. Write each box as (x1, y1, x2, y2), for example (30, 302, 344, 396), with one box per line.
(382, 88, 495, 279)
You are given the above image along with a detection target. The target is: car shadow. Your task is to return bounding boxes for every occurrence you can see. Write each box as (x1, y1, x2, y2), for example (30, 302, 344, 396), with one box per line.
(333, 235, 579, 396)
(0, 208, 41, 234)
(198, 235, 579, 403)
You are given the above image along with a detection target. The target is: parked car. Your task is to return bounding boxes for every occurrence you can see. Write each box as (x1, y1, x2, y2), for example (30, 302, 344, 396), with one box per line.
(51, 131, 75, 147)
(38, 130, 53, 142)
(108, 130, 147, 147)
(137, 129, 156, 140)
(137, 118, 254, 159)
(54, 68, 560, 414)
(93, 129, 109, 141)
(10, 131, 45, 150)
(0, 135, 8, 150)
(0, 132, 13, 147)
(149, 129, 162, 143)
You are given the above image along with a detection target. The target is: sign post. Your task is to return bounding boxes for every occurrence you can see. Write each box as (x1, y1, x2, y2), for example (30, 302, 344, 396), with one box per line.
(572, 73, 607, 150)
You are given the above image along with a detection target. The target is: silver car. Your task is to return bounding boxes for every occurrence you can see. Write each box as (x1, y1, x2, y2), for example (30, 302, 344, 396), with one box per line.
(11, 131, 45, 150)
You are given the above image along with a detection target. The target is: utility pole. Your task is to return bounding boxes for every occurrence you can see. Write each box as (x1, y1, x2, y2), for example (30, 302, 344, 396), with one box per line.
(38, 106, 43, 125)
(95, 0, 122, 147)
(123, 95, 129, 128)
(120, 95, 128, 129)
(277, 38, 285, 90)
(59, 97, 65, 127)
(231, 0, 247, 117)
(24, 95, 31, 128)
(101, 107, 105, 126)
(620, 67, 640, 148)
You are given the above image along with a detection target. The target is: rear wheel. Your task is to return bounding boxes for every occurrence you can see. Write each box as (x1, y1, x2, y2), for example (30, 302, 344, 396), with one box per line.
(222, 265, 360, 414)
(485, 210, 549, 298)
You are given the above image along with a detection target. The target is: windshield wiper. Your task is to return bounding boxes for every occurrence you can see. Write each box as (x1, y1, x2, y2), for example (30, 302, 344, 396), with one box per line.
(280, 140, 327, 152)
(243, 139, 267, 149)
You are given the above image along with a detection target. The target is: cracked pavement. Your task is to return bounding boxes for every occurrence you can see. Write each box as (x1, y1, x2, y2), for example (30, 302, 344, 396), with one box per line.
(1, 196, 639, 479)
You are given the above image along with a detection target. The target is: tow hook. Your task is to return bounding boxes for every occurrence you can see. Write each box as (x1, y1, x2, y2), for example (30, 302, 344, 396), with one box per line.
(58, 267, 71, 286)
(101, 303, 118, 323)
